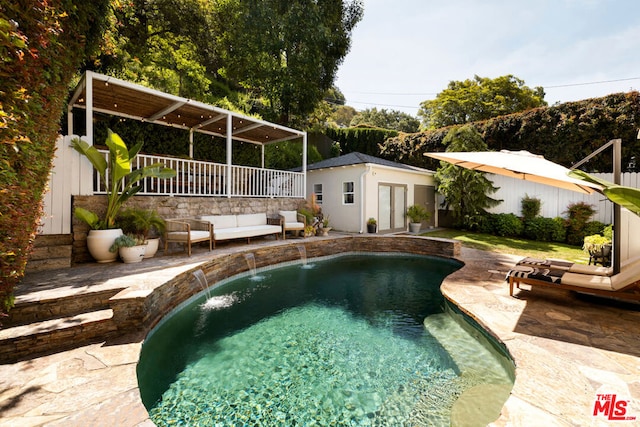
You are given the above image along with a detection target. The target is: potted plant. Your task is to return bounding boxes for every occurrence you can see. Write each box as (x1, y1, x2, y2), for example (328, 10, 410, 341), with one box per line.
(367, 217, 377, 233)
(319, 217, 331, 236)
(109, 234, 147, 263)
(116, 208, 166, 258)
(71, 129, 175, 262)
(304, 225, 316, 237)
(583, 233, 612, 266)
(406, 205, 431, 233)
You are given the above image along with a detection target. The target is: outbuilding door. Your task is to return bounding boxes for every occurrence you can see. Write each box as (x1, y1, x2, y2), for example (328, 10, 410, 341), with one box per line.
(378, 184, 407, 233)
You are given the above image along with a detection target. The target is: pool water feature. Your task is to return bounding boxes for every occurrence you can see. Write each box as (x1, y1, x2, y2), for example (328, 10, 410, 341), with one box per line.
(138, 254, 514, 426)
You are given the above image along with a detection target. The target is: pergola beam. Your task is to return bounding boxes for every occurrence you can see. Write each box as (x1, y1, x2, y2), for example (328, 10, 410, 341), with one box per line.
(147, 100, 189, 121)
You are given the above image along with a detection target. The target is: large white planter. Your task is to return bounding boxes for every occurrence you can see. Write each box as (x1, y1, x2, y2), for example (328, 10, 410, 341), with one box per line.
(119, 245, 147, 263)
(409, 222, 422, 233)
(143, 238, 160, 258)
(86, 229, 123, 263)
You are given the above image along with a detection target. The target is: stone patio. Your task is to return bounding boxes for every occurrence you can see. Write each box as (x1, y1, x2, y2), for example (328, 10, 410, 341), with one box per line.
(1, 235, 639, 426)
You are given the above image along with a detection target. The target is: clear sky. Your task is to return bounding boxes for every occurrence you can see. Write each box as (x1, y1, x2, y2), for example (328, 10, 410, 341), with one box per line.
(335, 0, 640, 116)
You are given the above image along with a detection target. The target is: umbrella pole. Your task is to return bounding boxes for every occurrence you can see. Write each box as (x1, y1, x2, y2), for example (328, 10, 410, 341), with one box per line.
(572, 138, 622, 274)
(613, 139, 621, 275)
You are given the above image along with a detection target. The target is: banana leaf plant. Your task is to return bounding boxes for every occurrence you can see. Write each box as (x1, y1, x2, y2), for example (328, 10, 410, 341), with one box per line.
(72, 129, 176, 230)
(568, 170, 640, 216)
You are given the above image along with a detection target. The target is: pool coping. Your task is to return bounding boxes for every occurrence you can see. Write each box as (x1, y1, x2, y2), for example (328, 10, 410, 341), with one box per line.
(1, 235, 639, 426)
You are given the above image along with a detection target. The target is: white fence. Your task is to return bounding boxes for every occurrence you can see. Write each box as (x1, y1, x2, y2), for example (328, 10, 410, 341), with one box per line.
(486, 172, 640, 224)
(94, 150, 305, 198)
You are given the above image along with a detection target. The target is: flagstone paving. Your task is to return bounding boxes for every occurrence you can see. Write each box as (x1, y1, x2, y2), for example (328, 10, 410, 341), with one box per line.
(1, 239, 639, 426)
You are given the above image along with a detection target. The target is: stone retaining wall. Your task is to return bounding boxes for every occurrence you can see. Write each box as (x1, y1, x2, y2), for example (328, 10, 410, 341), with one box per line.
(109, 235, 461, 335)
(71, 195, 304, 263)
(26, 234, 73, 272)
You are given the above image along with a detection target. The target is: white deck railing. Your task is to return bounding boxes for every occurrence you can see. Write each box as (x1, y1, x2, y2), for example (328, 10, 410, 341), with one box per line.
(95, 150, 304, 198)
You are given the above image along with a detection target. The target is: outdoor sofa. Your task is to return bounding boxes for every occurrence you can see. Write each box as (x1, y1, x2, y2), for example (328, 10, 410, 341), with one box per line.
(198, 213, 281, 248)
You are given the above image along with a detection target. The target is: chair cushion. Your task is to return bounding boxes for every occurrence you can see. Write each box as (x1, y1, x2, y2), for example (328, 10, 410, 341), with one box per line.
(279, 210, 298, 223)
(284, 222, 305, 230)
(166, 230, 211, 242)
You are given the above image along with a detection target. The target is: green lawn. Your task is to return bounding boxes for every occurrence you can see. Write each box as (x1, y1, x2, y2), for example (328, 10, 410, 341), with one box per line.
(423, 229, 590, 264)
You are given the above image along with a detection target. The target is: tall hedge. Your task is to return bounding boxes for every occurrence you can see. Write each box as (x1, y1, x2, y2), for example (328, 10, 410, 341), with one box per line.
(325, 126, 399, 157)
(0, 1, 109, 315)
(381, 92, 640, 172)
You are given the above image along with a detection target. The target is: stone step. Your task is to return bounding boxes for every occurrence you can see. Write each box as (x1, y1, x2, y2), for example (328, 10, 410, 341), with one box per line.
(0, 309, 116, 364)
(5, 288, 124, 327)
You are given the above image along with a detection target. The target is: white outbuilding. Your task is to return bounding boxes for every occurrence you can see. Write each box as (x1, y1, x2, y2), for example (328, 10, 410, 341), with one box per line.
(301, 152, 437, 233)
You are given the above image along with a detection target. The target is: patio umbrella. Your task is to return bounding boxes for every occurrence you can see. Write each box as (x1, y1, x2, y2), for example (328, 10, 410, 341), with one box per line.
(424, 150, 602, 194)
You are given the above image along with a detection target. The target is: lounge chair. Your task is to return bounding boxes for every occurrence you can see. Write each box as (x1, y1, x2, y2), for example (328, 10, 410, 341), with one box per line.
(507, 256, 640, 301)
(279, 210, 306, 239)
(517, 257, 613, 276)
(164, 218, 213, 256)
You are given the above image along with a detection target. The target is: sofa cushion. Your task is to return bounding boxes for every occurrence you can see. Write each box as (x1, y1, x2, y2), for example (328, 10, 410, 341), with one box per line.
(279, 210, 298, 223)
(214, 225, 281, 241)
(200, 215, 237, 229)
(237, 213, 267, 227)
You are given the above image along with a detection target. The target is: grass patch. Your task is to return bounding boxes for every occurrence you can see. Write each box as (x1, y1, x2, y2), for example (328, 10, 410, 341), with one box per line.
(423, 229, 590, 264)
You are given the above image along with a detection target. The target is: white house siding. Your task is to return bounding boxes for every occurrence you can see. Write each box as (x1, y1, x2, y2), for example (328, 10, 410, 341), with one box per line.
(305, 164, 435, 233)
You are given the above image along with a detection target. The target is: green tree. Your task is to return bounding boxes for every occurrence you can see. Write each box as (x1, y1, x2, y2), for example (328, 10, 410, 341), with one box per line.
(215, 0, 364, 125)
(435, 125, 502, 229)
(419, 74, 547, 129)
(332, 105, 358, 127)
(350, 107, 420, 132)
(265, 141, 322, 170)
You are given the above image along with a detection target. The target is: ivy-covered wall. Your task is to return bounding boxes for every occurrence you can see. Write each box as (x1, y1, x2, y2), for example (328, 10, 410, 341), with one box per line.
(381, 92, 640, 173)
(0, 1, 109, 315)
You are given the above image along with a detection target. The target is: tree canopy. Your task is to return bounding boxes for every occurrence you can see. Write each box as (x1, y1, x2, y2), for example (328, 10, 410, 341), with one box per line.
(418, 75, 547, 129)
(349, 107, 420, 132)
(96, 0, 364, 127)
(216, 0, 363, 124)
(434, 125, 501, 228)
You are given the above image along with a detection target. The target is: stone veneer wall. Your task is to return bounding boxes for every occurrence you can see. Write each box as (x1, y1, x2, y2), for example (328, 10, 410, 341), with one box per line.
(109, 235, 462, 335)
(71, 195, 304, 263)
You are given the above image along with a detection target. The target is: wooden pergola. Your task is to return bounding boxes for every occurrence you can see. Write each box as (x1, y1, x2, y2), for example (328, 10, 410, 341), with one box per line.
(67, 71, 307, 197)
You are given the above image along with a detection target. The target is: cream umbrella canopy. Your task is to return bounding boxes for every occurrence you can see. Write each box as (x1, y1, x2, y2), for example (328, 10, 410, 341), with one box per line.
(425, 150, 602, 194)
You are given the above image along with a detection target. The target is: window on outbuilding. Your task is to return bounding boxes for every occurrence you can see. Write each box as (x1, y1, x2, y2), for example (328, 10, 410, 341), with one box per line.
(313, 183, 323, 204)
(343, 181, 354, 205)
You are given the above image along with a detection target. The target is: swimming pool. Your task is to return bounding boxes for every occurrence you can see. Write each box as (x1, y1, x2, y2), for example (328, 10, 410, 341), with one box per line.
(137, 253, 514, 426)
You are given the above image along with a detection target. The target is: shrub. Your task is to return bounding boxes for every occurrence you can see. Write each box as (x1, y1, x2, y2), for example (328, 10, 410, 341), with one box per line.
(491, 213, 524, 237)
(564, 202, 596, 246)
(551, 217, 568, 242)
(523, 216, 566, 242)
(476, 214, 495, 234)
(583, 221, 606, 237)
(521, 195, 541, 222)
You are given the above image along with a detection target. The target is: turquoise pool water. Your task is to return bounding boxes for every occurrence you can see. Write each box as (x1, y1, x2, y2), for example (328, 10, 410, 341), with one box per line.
(138, 254, 514, 426)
